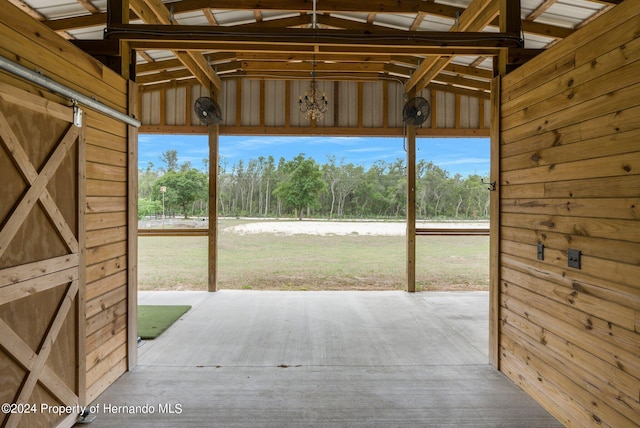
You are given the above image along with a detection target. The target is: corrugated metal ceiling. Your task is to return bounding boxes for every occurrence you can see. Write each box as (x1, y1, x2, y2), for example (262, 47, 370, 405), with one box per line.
(11, 0, 618, 95)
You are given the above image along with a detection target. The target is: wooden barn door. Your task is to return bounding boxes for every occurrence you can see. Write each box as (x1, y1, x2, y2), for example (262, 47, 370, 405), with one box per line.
(0, 83, 85, 428)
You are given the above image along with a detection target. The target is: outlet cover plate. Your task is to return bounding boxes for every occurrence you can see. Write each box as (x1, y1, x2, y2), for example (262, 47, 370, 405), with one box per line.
(568, 249, 581, 269)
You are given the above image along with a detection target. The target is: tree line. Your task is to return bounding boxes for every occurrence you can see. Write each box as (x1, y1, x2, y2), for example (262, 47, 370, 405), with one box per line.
(138, 150, 490, 220)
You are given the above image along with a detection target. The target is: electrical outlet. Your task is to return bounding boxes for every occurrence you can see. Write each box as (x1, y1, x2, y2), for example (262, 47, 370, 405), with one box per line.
(537, 243, 544, 260)
(568, 249, 581, 269)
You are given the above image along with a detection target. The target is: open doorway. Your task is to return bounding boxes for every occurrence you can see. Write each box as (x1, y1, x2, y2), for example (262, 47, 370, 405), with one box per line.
(136, 134, 490, 292)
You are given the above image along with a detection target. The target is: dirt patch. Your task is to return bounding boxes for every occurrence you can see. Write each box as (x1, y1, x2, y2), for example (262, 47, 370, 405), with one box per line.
(224, 220, 489, 236)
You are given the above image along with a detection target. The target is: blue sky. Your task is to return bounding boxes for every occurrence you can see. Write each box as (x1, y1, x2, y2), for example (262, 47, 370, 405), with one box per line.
(138, 134, 490, 178)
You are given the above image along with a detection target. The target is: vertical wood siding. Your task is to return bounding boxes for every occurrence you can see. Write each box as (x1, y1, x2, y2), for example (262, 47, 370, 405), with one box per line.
(499, 2, 640, 426)
(0, 2, 132, 408)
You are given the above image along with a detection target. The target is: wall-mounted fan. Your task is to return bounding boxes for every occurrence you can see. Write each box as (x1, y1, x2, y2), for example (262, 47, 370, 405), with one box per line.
(402, 96, 430, 126)
(194, 96, 223, 125)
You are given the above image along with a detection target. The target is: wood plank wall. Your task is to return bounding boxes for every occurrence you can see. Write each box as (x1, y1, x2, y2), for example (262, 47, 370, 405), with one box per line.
(0, 2, 132, 405)
(498, 1, 640, 426)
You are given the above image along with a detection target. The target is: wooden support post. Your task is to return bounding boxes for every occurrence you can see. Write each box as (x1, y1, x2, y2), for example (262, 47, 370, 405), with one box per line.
(382, 81, 389, 128)
(77, 116, 87, 405)
(333, 81, 340, 126)
(127, 80, 139, 368)
(208, 123, 219, 292)
(159, 88, 166, 126)
(488, 0, 520, 370)
(406, 93, 417, 293)
(107, 0, 128, 26)
(107, 0, 131, 79)
(357, 82, 364, 128)
(185, 83, 192, 126)
(455, 94, 461, 129)
(259, 80, 265, 127)
(489, 76, 501, 369)
(430, 90, 437, 129)
(284, 80, 291, 127)
(235, 79, 242, 127)
(499, 0, 522, 75)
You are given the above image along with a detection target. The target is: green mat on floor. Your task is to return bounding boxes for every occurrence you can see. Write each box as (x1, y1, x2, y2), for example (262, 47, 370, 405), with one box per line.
(138, 305, 191, 339)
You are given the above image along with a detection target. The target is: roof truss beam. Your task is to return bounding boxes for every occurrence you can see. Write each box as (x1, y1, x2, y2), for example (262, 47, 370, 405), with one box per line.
(105, 24, 521, 50)
(44, 0, 573, 40)
(129, 0, 221, 90)
(406, 0, 501, 92)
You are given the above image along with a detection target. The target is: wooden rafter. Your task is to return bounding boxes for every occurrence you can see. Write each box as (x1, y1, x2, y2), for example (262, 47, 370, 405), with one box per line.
(137, 52, 235, 74)
(405, 0, 501, 92)
(46, 0, 606, 92)
(77, 0, 101, 14)
(137, 52, 491, 83)
(128, 0, 221, 90)
(203, 8, 218, 25)
(526, 0, 556, 21)
(576, 4, 615, 29)
(366, 12, 376, 24)
(7, 0, 45, 21)
(137, 50, 155, 63)
(43, 0, 574, 40)
(105, 24, 520, 49)
(410, 12, 426, 31)
(433, 73, 491, 91)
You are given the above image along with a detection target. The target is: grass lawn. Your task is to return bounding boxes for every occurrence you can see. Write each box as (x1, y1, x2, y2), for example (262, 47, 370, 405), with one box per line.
(138, 220, 489, 292)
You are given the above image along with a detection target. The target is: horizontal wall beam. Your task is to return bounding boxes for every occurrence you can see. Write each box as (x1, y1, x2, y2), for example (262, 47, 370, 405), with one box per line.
(105, 25, 522, 50)
(139, 125, 490, 137)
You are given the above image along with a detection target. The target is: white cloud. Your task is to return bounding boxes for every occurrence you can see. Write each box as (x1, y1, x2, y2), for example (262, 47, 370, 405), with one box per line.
(435, 157, 490, 166)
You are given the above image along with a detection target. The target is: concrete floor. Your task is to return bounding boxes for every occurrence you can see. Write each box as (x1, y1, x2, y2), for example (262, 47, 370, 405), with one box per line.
(90, 291, 562, 427)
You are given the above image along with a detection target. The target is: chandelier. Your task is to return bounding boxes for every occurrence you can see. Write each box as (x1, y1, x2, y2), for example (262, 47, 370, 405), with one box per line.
(298, 0, 328, 120)
(298, 63, 329, 120)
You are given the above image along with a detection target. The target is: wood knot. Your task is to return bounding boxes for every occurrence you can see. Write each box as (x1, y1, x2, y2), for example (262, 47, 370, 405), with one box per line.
(622, 164, 631, 172)
(567, 78, 574, 87)
(540, 220, 555, 228)
(584, 318, 593, 330)
(530, 153, 540, 163)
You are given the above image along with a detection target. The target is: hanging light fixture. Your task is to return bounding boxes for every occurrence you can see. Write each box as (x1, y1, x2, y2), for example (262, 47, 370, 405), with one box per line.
(299, 60, 329, 120)
(299, 0, 328, 120)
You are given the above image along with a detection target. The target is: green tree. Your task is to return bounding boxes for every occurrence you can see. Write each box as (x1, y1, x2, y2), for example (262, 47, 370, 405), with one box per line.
(160, 149, 179, 172)
(138, 198, 162, 219)
(138, 161, 160, 199)
(153, 168, 208, 218)
(273, 154, 326, 220)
